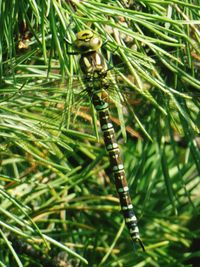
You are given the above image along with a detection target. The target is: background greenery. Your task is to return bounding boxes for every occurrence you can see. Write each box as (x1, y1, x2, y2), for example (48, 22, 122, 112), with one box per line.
(0, 0, 200, 266)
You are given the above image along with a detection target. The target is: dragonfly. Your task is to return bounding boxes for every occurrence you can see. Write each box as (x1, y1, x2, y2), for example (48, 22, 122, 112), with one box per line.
(70, 29, 145, 250)
(1, 28, 199, 253)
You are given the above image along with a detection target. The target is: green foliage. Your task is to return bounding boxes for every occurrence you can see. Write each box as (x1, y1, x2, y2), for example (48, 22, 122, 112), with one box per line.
(0, 0, 200, 266)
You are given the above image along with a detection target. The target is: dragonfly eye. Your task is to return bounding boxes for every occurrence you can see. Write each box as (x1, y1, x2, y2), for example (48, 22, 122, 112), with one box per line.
(89, 37, 102, 51)
(76, 29, 94, 41)
(75, 30, 102, 52)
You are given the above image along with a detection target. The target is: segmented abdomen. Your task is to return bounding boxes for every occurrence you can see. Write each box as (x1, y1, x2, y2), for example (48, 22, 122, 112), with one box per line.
(92, 93, 142, 244)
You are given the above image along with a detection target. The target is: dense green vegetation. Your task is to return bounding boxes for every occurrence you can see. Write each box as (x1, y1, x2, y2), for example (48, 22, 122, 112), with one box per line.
(0, 1, 199, 266)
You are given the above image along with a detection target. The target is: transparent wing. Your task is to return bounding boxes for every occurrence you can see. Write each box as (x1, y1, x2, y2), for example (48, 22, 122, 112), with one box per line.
(1, 59, 199, 145)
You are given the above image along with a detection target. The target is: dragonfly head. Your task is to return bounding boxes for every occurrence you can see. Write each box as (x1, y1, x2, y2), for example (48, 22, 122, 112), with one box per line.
(74, 29, 102, 53)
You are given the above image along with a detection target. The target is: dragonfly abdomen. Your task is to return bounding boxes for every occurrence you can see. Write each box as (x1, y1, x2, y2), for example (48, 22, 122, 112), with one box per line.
(93, 93, 142, 244)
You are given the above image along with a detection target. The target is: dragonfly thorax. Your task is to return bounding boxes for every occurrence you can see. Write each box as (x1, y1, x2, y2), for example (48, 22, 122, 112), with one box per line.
(79, 51, 107, 74)
(79, 51, 108, 94)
